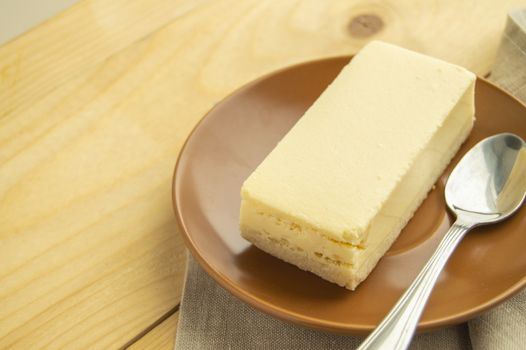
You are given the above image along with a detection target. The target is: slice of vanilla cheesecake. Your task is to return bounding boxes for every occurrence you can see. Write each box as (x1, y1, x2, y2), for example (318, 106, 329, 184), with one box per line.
(240, 41, 476, 290)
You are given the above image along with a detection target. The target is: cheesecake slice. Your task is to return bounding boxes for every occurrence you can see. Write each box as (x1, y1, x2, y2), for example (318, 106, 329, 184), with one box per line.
(240, 41, 476, 290)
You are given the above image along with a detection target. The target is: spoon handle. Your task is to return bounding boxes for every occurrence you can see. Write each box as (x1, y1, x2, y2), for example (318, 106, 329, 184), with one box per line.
(357, 219, 472, 350)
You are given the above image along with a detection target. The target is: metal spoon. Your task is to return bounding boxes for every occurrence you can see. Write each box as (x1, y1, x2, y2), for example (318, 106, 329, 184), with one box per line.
(358, 133, 526, 350)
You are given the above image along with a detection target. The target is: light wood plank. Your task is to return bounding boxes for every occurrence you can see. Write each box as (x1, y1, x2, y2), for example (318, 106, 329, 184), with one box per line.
(1, 0, 525, 348)
(128, 312, 179, 350)
(0, 0, 208, 119)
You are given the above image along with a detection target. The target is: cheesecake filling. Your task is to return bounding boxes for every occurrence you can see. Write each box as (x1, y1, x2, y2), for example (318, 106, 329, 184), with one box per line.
(241, 89, 473, 288)
(239, 41, 476, 290)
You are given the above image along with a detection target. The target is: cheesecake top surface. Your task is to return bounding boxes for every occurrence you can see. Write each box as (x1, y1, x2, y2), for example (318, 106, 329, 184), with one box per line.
(241, 41, 475, 243)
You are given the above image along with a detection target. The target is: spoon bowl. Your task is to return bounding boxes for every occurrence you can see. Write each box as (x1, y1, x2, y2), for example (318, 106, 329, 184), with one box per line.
(446, 133, 526, 223)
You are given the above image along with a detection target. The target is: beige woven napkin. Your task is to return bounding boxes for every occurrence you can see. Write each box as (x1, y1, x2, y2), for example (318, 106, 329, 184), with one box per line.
(175, 9, 526, 350)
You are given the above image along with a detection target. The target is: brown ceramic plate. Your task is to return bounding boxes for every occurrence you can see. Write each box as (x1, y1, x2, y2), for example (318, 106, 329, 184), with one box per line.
(173, 57, 526, 334)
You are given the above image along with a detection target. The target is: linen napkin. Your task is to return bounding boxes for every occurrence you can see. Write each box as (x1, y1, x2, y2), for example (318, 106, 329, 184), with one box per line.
(175, 9, 526, 350)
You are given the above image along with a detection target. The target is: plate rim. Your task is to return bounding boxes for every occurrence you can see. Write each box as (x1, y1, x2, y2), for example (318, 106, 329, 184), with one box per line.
(172, 56, 526, 334)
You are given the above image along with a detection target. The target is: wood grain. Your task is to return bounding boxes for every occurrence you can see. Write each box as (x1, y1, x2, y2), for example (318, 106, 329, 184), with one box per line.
(128, 313, 178, 350)
(0, 0, 207, 119)
(1, 0, 524, 348)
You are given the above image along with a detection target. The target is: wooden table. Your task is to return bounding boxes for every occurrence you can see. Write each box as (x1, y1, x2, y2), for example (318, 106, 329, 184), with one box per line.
(1, 1, 525, 348)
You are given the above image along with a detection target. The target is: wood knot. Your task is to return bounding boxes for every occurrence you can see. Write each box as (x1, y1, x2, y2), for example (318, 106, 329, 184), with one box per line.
(348, 14, 384, 38)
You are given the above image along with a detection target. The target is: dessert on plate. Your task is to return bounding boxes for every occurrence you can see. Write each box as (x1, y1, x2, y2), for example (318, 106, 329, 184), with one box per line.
(239, 41, 476, 290)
